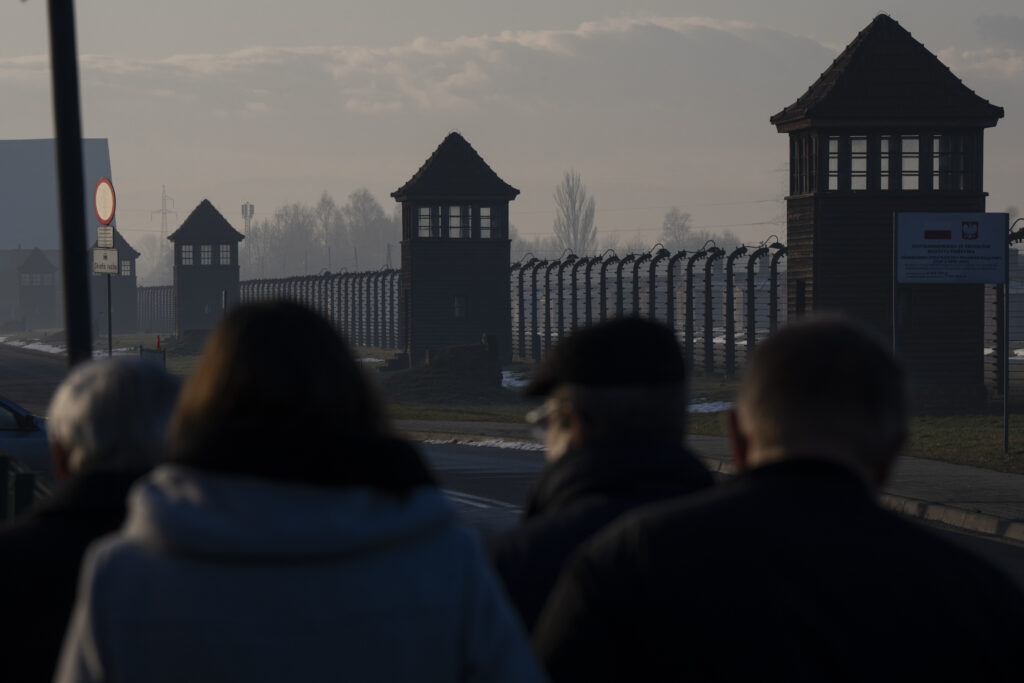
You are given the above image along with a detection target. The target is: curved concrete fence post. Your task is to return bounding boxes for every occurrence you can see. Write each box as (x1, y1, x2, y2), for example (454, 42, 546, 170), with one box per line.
(615, 255, 636, 318)
(599, 254, 619, 323)
(724, 245, 748, 378)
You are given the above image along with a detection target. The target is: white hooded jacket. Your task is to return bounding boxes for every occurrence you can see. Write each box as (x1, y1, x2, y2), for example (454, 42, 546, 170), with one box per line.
(55, 465, 546, 683)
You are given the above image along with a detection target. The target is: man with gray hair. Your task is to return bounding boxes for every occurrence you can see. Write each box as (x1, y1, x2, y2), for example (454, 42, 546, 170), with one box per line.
(0, 359, 179, 683)
(534, 316, 1024, 682)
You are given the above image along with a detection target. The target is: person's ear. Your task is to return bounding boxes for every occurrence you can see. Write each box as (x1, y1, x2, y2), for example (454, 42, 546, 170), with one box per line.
(50, 442, 72, 481)
(725, 409, 750, 472)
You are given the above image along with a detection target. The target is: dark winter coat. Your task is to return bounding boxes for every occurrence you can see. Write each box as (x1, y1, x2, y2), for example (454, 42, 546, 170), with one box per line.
(488, 438, 714, 631)
(534, 458, 1024, 683)
(0, 469, 146, 683)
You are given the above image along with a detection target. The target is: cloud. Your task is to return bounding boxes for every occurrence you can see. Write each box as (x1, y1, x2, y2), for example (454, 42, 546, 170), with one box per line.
(0, 16, 834, 115)
(938, 46, 1024, 80)
(977, 14, 1024, 50)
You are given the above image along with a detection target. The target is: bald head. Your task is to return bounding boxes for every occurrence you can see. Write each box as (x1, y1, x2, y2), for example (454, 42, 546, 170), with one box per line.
(731, 316, 907, 483)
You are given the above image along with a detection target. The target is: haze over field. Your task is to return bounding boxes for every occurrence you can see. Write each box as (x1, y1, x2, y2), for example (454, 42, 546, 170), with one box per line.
(1, 1, 1022, 280)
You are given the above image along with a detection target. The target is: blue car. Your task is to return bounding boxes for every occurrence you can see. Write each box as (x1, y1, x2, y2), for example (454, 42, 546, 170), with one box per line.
(0, 395, 51, 482)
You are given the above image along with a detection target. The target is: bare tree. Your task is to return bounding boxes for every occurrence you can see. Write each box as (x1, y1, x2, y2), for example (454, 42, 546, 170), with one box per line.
(553, 169, 597, 255)
(660, 208, 692, 252)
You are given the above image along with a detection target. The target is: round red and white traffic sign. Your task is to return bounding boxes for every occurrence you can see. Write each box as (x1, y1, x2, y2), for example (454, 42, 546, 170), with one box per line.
(94, 177, 116, 225)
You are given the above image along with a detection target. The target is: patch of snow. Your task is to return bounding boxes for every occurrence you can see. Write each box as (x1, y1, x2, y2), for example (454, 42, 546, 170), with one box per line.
(358, 357, 383, 363)
(23, 342, 65, 354)
(688, 401, 732, 413)
(422, 438, 546, 452)
(501, 371, 529, 388)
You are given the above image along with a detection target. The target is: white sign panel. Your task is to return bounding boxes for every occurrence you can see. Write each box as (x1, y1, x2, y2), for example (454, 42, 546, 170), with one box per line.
(97, 226, 113, 249)
(93, 247, 118, 274)
(895, 212, 1007, 284)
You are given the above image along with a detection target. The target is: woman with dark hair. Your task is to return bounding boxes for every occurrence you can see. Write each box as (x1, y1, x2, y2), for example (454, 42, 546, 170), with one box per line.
(56, 302, 545, 683)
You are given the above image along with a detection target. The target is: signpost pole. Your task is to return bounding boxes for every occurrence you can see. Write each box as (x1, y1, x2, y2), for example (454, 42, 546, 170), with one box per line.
(107, 273, 112, 358)
(1005, 214, 1010, 454)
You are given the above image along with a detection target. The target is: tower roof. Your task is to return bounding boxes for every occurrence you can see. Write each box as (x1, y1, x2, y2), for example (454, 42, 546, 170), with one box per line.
(771, 14, 1003, 132)
(17, 247, 56, 274)
(167, 199, 245, 243)
(392, 132, 520, 202)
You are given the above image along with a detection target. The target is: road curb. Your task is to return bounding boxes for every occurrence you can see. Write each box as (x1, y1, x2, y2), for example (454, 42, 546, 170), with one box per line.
(407, 430, 1024, 545)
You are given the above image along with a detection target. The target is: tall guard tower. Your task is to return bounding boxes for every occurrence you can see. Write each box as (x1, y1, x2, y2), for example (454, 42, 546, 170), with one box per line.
(771, 14, 1003, 409)
(392, 133, 519, 363)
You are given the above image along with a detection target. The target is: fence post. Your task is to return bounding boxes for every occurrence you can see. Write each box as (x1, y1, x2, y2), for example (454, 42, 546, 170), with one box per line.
(745, 246, 770, 355)
(632, 253, 652, 316)
(571, 257, 588, 331)
(648, 249, 671, 321)
(769, 245, 787, 333)
(724, 246, 747, 378)
(585, 257, 599, 326)
(557, 256, 577, 341)
(665, 252, 687, 331)
(517, 259, 536, 360)
(615, 255, 636, 318)
(684, 250, 707, 370)
(703, 248, 725, 375)
(544, 261, 560, 355)
(529, 261, 547, 360)
(599, 255, 619, 322)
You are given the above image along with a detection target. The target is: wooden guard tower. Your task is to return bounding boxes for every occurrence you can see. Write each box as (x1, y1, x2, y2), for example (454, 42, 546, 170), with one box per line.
(392, 132, 519, 364)
(168, 200, 245, 337)
(771, 14, 1004, 410)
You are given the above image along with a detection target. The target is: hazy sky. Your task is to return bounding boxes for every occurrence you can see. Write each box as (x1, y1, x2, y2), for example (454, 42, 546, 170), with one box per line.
(2, 1, 1022, 276)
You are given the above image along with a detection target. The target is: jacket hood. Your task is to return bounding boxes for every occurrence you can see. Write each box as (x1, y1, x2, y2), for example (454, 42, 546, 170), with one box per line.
(525, 438, 713, 517)
(123, 465, 456, 561)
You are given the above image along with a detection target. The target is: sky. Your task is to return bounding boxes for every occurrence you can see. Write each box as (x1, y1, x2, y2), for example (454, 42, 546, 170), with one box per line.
(2, 1, 1023, 279)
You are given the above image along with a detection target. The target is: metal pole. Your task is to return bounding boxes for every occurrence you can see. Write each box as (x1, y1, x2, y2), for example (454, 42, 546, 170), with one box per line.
(1005, 214, 1010, 454)
(106, 273, 112, 357)
(48, 0, 92, 366)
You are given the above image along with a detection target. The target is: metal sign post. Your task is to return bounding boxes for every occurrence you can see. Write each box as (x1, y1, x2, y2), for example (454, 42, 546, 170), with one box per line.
(894, 212, 1011, 453)
(94, 178, 117, 357)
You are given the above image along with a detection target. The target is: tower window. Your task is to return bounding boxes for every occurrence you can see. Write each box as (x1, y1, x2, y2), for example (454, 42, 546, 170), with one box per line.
(220, 244, 232, 265)
(933, 134, 966, 191)
(418, 206, 431, 237)
(480, 207, 492, 239)
(850, 136, 867, 190)
(120, 260, 131, 276)
(448, 205, 463, 238)
(901, 136, 919, 190)
(200, 244, 212, 265)
(827, 136, 840, 191)
(181, 245, 193, 266)
(880, 136, 891, 190)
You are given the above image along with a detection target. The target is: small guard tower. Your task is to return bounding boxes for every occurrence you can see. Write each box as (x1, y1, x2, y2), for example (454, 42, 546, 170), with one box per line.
(771, 14, 1004, 409)
(392, 133, 519, 363)
(89, 230, 140, 334)
(168, 200, 245, 337)
(17, 248, 58, 330)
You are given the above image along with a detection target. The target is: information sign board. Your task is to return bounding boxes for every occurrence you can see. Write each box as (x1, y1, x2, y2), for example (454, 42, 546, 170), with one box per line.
(97, 226, 113, 249)
(895, 212, 1007, 284)
(93, 247, 118, 274)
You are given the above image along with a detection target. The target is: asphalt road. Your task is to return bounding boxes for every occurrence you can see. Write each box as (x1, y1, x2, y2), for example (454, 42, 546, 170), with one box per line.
(0, 342, 67, 415)
(420, 442, 1024, 589)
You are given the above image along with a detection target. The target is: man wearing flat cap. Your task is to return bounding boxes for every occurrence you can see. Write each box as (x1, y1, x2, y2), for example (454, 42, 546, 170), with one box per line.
(488, 317, 713, 631)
